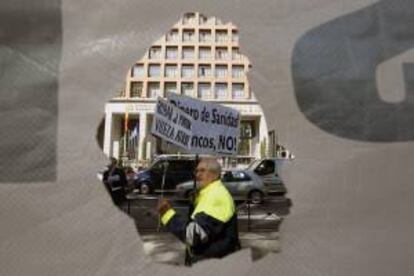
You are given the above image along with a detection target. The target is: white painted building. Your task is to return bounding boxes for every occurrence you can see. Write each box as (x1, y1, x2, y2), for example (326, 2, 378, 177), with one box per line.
(103, 12, 271, 167)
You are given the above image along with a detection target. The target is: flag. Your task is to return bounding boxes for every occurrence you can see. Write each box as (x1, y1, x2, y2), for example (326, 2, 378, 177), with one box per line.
(124, 112, 129, 135)
(128, 124, 139, 159)
(129, 124, 139, 140)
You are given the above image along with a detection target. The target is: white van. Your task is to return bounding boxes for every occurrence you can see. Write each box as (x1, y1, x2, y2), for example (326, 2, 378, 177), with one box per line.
(246, 158, 288, 195)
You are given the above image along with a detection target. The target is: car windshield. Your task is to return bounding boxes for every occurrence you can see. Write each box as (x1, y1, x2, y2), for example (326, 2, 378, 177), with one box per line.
(247, 159, 261, 170)
(222, 170, 252, 182)
(150, 160, 164, 170)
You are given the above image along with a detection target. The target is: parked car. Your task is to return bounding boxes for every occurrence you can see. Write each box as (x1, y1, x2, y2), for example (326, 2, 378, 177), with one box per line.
(125, 166, 136, 193)
(176, 169, 267, 204)
(246, 158, 288, 195)
(132, 154, 199, 195)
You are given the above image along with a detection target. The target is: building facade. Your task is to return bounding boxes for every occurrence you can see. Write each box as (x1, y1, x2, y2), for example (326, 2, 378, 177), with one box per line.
(103, 12, 271, 167)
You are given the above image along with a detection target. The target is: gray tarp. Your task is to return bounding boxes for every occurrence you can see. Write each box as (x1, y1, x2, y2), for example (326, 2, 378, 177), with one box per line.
(1, 0, 414, 275)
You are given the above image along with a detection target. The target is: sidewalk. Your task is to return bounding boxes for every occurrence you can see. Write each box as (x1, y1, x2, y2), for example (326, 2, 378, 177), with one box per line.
(141, 231, 280, 265)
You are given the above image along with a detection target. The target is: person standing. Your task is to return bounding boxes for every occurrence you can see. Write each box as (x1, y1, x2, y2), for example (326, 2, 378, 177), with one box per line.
(102, 157, 127, 205)
(157, 158, 240, 264)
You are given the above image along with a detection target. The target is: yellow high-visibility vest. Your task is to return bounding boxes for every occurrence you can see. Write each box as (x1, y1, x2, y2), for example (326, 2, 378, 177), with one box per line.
(162, 180, 235, 224)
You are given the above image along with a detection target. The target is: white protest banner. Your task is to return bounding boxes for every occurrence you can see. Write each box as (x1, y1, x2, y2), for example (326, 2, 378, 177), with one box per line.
(151, 97, 193, 150)
(167, 93, 240, 155)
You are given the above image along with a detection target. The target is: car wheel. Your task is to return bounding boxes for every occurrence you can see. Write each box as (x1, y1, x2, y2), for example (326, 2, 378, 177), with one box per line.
(140, 183, 151, 195)
(248, 190, 264, 204)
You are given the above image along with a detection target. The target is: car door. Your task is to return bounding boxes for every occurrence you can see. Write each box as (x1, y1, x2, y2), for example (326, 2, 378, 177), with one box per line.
(163, 160, 179, 191)
(179, 160, 196, 185)
(148, 160, 164, 190)
(231, 171, 254, 197)
(225, 171, 253, 197)
(171, 160, 195, 188)
(162, 159, 194, 191)
(222, 171, 238, 195)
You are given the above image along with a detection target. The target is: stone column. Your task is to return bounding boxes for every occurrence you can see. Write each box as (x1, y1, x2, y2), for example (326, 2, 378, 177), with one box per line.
(138, 112, 147, 161)
(103, 105, 113, 157)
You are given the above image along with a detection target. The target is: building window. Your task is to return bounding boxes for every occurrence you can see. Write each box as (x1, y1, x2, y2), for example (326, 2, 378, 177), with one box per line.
(166, 29, 179, 42)
(197, 83, 211, 99)
(198, 64, 211, 77)
(183, 13, 196, 24)
(240, 121, 255, 139)
(149, 46, 161, 59)
(238, 138, 251, 156)
(165, 64, 178, 77)
(215, 83, 227, 99)
(165, 82, 177, 95)
(183, 29, 195, 42)
(130, 82, 143, 98)
(148, 82, 161, 98)
(238, 121, 255, 156)
(131, 64, 144, 78)
(232, 65, 244, 78)
(181, 64, 194, 78)
(165, 46, 178, 60)
(215, 65, 227, 78)
(232, 30, 239, 42)
(207, 17, 216, 25)
(232, 47, 242, 60)
(148, 64, 161, 77)
(199, 14, 208, 25)
(232, 83, 244, 99)
(199, 30, 211, 42)
(181, 82, 194, 97)
(199, 47, 211, 60)
(215, 30, 228, 43)
(182, 46, 194, 60)
(198, 83, 211, 99)
(215, 47, 228, 60)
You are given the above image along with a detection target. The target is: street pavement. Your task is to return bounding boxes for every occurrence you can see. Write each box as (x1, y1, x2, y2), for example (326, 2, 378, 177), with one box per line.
(120, 194, 291, 232)
(141, 231, 280, 265)
(116, 193, 291, 264)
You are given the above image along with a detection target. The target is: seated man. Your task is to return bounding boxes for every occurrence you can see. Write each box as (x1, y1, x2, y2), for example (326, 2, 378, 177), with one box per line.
(157, 158, 240, 265)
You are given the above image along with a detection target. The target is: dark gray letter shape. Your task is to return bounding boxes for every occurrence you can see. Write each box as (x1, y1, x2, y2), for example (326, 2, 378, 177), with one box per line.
(0, 0, 62, 182)
(292, 0, 414, 142)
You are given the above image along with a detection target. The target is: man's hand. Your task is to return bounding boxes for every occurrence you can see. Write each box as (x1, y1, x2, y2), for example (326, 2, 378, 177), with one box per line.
(157, 197, 171, 216)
